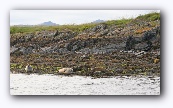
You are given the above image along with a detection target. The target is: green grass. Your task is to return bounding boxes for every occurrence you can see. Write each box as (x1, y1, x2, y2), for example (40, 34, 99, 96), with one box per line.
(136, 12, 160, 21)
(103, 18, 132, 26)
(10, 23, 97, 34)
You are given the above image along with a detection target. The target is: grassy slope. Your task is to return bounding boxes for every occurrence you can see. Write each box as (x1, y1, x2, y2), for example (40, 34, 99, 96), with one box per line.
(10, 12, 160, 35)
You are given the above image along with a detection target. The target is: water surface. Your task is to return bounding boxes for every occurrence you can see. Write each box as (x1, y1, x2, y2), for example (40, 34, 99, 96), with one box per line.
(10, 74, 160, 95)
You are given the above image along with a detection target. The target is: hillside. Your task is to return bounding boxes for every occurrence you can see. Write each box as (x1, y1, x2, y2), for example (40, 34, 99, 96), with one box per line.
(10, 12, 160, 78)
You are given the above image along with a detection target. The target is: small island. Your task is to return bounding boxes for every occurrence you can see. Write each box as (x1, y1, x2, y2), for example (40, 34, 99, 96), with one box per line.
(10, 12, 160, 78)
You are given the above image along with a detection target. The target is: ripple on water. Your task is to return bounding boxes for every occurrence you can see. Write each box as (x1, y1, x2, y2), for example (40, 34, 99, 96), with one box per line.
(10, 74, 160, 95)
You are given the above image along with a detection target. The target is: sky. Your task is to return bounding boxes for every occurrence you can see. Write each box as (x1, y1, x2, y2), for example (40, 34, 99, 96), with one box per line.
(10, 10, 160, 25)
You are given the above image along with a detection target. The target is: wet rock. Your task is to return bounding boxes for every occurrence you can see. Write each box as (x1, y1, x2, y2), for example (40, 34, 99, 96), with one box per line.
(142, 31, 157, 42)
(134, 42, 148, 50)
(125, 35, 136, 50)
(115, 69, 123, 74)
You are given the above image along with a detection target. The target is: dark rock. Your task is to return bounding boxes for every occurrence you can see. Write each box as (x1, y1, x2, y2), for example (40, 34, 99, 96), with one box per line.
(144, 41, 152, 51)
(142, 31, 157, 42)
(134, 42, 148, 51)
(115, 68, 123, 74)
(54, 30, 59, 36)
(125, 35, 136, 50)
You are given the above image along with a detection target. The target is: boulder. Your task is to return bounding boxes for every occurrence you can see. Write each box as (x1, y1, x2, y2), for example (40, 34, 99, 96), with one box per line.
(54, 30, 59, 36)
(125, 35, 136, 50)
(25, 64, 33, 72)
(142, 31, 156, 42)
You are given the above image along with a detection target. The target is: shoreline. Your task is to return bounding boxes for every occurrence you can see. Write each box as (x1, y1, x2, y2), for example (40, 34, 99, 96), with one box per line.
(10, 72, 160, 79)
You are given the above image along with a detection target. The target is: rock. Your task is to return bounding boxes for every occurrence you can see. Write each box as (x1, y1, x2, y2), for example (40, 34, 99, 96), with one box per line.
(54, 30, 59, 36)
(115, 69, 123, 74)
(144, 41, 152, 51)
(26, 47, 34, 54)
(25, 34, 34, 41)
(125, 35, 136, 50)
(10, 46, 19, 53)
(91, 24, 107, 32)
(125, 30, 156, 51)
(134, 42, 148, 50)
(25, 64, 33, 72)
(142, 31, 156, 42)
(58, 48, 70, 53)
(40, 47, 53, 53)
(72, 45, 78, 51)
(100, 29, 109, 36)
(112, 30, 120, 35)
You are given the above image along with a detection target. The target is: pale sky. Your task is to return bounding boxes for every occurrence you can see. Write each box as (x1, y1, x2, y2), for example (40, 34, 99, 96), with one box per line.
(10, 10, 160, 25)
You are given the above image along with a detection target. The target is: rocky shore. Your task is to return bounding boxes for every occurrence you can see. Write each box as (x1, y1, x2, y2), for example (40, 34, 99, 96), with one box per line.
(10, 13, 160, 78)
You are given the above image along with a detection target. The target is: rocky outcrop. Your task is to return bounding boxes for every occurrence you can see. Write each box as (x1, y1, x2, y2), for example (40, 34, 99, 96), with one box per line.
(10, 14, 160, 77)
(125, 27, 160, 52)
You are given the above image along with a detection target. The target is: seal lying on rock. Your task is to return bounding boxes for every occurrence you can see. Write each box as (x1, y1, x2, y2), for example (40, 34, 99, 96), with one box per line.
(25, 64, 33, 73)
(58, 68, 73, 74)
(154, 58, 160, 64)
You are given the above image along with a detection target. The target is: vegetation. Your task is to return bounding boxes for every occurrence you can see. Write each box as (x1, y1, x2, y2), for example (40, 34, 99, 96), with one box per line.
(10, 23, 97, 34)
(136, 12, 160, 21)
(10, 12, 160, 35)
(103, 18, 132, 26)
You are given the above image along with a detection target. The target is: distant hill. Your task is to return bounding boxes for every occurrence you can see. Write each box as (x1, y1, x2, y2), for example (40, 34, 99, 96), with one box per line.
(92, 19, 105, 23)
(40, 21, 58, 26)
(11, 21, 58, 26)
